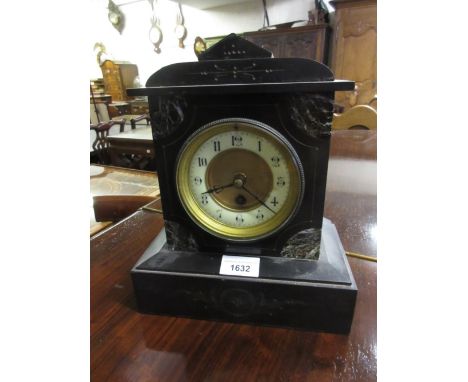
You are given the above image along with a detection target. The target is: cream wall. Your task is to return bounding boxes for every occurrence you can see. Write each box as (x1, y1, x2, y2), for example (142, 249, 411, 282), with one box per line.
(89, 0, 331, 84)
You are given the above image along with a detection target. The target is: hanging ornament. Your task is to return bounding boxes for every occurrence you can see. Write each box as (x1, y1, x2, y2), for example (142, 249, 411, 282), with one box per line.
(148, 0, 162, 53)
(175, 2, 187, 49)
(107, 0, 125, 34)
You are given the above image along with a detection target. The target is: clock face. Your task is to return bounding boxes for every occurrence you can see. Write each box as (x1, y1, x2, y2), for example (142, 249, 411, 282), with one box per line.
(176, 118, 304, 241)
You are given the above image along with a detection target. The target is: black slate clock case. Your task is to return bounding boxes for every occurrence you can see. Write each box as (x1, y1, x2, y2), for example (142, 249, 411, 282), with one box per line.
(151, 94, 332, 257)
(128, 34, 358, 333)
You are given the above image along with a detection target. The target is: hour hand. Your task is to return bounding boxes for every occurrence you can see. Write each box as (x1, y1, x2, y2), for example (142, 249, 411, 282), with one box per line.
(202, 182, 234, 194)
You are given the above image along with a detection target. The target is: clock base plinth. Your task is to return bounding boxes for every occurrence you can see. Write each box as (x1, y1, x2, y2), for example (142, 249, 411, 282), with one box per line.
(131, 218, 357, 334)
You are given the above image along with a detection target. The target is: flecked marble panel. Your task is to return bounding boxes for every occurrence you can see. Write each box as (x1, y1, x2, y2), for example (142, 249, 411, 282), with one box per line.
(164, 220, 199, 251)
(280, 228, 321, 260)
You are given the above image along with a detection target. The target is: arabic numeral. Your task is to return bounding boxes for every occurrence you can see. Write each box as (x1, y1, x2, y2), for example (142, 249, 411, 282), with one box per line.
(235, 214, 244, 224)
(231, 264, 251, 272)
(232, 135, 243, 147)
(276, 177, 286, 187)
(271, 156, 280, 167)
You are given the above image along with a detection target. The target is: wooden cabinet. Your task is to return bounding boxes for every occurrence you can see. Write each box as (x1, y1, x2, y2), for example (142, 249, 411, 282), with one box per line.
(108, 102, 130, 118)
(129, 99, 149, 115)
(330, 0, 377, 110)
(100, 60, 139, 102)
(243, 24, 330, 63)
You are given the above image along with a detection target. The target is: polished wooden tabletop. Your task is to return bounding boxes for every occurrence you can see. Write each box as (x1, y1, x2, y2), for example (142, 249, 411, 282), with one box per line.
(91, 130, 377, 382)
(90, 165, 160, 236)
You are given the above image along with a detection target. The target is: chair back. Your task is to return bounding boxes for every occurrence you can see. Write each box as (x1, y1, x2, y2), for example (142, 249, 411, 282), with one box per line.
(90, 103, 110, 125)
(90, 122, 113, 164)
(332, 104, 377, 130)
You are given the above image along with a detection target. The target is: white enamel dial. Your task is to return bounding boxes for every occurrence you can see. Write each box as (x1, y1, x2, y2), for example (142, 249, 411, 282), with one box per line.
(176, 119, 304, 241)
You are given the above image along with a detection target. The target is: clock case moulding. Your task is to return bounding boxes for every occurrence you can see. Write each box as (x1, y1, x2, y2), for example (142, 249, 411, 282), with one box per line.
(128, 34, 357, 333)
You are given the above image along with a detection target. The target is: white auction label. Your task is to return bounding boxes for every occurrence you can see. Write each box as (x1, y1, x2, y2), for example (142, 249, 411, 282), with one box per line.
(219, 255, 260, 278)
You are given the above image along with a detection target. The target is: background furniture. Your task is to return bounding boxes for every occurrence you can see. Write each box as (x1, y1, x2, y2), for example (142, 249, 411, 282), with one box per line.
(90, 78, 105, 94)
(100, 60, 139, 101)
(129, 98, 150, 115)
(90, 120, 125, 164)
(108, 101, 130, 118)
(91, 97, 132, 126)
(107, 127, 155, 170)
(329, 0, 377, 110)
(90, 102, 111, 125)
(130, 114, 150, 130)
(244, 24, 330, 63)
(332, 104, 377, 130)
(91, 129, 377, 381)
(90, 79, 110, 106)
(110, 114, 150, 129)
(90, 100, 118, 159)
(204, 24, 330, 64)
(89, 93, 111, 104)
(90, 165, 160, 236)
(90, 96, 149, 161)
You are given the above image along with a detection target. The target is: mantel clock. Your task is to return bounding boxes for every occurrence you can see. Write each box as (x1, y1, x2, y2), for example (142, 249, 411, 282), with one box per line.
(129, 34, 357, 333)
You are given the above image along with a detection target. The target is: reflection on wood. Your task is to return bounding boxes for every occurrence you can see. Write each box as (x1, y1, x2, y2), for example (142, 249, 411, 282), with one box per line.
(93, 195, 157, 222)
(330, 129, 376, 159)
(90, 165, 159, 236)
(91, 130, 377, 381)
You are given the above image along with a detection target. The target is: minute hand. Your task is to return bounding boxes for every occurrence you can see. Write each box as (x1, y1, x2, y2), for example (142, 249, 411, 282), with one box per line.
(241, 185, 277, 214)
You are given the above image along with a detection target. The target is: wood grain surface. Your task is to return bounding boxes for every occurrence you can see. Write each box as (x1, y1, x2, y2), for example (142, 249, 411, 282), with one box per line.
(330, 0, 377, 111)
(90, 130, 377, 382)
(90, 165, 160, 236)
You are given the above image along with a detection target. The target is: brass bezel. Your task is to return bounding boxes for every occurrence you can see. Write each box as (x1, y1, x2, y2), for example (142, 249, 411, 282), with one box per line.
(176, 118, 304, 242)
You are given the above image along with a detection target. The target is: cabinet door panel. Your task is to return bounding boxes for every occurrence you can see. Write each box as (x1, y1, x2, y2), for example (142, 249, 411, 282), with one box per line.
(243, 25, 329, 63)
(331, 2, 377, 110)
(244, 35, 282, 58)
(282, 30, 327, 62)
